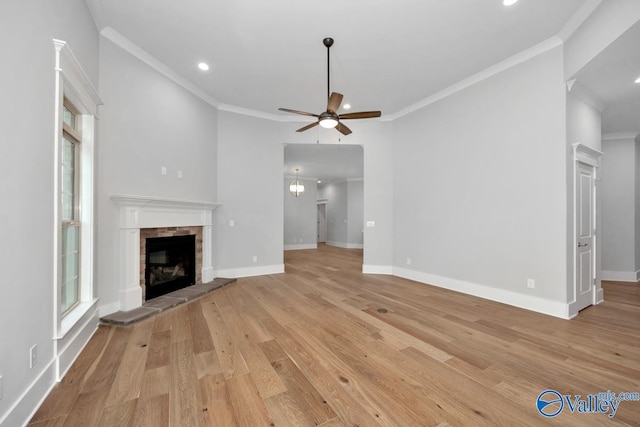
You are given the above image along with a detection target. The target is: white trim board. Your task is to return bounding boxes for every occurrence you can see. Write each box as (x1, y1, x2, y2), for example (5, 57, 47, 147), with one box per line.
(327, 241, 363, 249)
(362, 265, 393, 275)
(215, 264, 285, 279)
(393, 267, 572, 319)
(284, 244, 318, 251)
(601, 270, 640, 282)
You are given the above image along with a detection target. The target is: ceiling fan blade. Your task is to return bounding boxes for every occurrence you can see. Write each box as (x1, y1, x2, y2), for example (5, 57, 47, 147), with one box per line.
(279, 108, 319, 118)
(339, 111, 382, 120)
(326, 92, 343, 113)
(296, 122, 319, 132)
(336, 122, 352, 135)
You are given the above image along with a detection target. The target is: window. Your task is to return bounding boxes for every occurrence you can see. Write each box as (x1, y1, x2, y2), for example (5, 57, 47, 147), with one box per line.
(53, 39, 100, 343)
(60, 100, 81, 315)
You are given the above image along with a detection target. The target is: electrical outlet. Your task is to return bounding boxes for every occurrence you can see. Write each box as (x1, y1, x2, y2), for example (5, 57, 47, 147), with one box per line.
(406, 258, 412, 265)
(30, 345, 37, 369)
(177, 170, 183, 179)
(161, 166, 167, 176)
(527, 279, 535, 289)
(252, 255, 258, 263)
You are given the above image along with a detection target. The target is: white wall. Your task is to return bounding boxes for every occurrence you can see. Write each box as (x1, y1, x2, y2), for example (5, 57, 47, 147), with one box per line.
(601, 137, 637, 280)
(0, 1, 99, 424)
(284, 177, 318, 250)
(215, 111, 285, 276)
(96, 37, 219, 311)
(392, 46, 568, 315)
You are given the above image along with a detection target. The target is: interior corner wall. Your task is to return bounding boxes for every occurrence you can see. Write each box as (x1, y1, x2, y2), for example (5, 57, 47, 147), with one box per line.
(564, 1, 640, 79)
(601, 138, 637, 280)
(320, 181, 349, 247)
(215, 111, 284, 276)
(636, 134, 640, 276)
(392, 46, 568, 313)
(284, 177, 318, 249)
(0, 1, 99, 425)
(96, 37, 219, 312)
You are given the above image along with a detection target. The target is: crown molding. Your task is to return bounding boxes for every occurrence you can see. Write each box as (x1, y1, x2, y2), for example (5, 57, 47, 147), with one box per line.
(382, 36, 563, 122)
(556, 0, 602, 42)
(218, 103, 305, 122)
(601, 132, 640, 142)
(100, 27, 221, 108)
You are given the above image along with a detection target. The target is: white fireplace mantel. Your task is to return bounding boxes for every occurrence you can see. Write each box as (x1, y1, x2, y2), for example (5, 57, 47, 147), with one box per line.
(111, 195, 221, 311)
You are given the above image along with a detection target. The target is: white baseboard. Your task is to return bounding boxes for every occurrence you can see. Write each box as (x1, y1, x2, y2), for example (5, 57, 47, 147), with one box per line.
(284, 243, 318, 251)
(56, 305, 99, 380)
(0, 358, 57, 427)
(1, 302, 100, 427)
(393, 267, 571, 319)
(215, 264, 285, 278)
(362, 265, 394, 275)
(327, 241, 363, 249)
(601, 270, 639, 282)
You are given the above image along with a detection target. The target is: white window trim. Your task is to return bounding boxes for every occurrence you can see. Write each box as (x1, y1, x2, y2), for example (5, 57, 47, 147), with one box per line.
(53, 39, 101, 339)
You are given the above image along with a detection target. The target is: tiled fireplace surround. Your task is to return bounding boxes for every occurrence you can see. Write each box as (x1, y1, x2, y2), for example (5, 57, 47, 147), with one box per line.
(112, 195, 220, 311)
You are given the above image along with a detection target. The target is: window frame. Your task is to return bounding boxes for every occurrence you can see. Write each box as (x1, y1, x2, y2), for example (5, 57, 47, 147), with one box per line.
(60, 98, 82, 316)
(53, 39, 101, 342)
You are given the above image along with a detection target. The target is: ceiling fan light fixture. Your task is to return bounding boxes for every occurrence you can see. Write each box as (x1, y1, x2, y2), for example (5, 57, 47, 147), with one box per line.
(320, 118, 339, 129)
(319, 111, 339, 128)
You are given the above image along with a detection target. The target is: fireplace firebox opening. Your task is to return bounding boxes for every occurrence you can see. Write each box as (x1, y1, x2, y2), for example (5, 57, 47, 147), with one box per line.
(144, 234, 196, 300)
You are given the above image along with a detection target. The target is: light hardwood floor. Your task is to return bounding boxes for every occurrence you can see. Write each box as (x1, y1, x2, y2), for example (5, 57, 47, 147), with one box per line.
(30, 245, 640, 426)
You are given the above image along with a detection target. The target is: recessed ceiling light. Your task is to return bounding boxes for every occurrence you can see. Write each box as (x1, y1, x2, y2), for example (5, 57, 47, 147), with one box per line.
(343, 104, 351, 110)
(198, 62, 210, 71)
(317, 180, 322, 184)
(503, 0, 518, 5)
(635, 76, 640, 83)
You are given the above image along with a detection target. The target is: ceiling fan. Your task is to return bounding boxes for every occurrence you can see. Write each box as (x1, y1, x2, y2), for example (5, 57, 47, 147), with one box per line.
(278, 37, 382, 136)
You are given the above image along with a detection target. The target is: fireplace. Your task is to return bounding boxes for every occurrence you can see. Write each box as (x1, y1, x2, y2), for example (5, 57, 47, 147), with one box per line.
(111, 195, 220, 311)
(144, 234, 196, 300)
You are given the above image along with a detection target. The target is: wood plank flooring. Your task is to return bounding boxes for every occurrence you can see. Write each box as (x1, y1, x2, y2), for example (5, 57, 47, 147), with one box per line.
(30, 245, 640, 426)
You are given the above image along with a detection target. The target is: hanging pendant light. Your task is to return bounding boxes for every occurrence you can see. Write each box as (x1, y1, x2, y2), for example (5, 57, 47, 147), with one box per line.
(289, 168, 305, 197)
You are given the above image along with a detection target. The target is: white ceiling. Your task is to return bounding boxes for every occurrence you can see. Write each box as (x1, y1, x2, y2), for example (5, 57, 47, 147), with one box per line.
(92, 0, 589, 117)
(88, 0, 639, 180)
(284, 144, 363, 184)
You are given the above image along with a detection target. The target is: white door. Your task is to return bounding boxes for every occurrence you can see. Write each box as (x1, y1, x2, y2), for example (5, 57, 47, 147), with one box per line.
(576, 161, 596, 311)
(317, 203, 327, 243)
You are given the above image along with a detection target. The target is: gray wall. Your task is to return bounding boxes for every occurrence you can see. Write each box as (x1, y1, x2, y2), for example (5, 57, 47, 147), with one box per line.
(97, 37, 219, 308)
(215, 111, 285, 274)
(392, 46, 568, 304)
(0, 0, 99, 423)
(284, 177, 318, 249)
(348, 180, 365, 246)
(319, 180, 364, 248)
(601, 137, 638, 280)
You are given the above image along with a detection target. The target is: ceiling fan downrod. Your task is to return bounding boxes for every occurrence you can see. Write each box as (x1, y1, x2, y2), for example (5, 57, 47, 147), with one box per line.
(323, 37, 334, 101)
